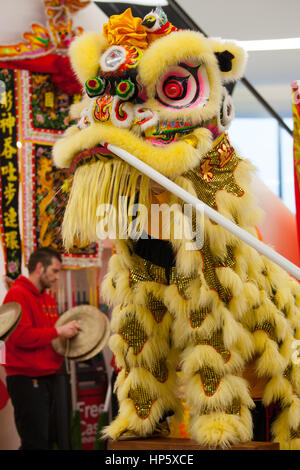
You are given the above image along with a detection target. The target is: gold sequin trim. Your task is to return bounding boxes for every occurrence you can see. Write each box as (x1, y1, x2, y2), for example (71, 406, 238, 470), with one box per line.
(182, 134, 241, 304)
(129, 268, 151, 285)
(129, 386, 156, 419)
(199, 366, 222, 396)
(214, 246, 235, 269)
(119, 315, 148, 355)
(123, 358, 168, 383)
(200, 239, 233, 304)
(290, 425, 300, 440)
(194, 329, 231, 363)
(184, 133, 244, 212)
(146, 358, 169, 383)
(129, 256, 167, 287)
(253, 321, 276, 342)
(226, 398, 241, 416)
(146, 293, 167, 323)
(281, 306, 289, 318)
(202, 398, 241, 416)
(283, 365, 292, 382)
(146, 261, 168, 283)
(129, 253, 197, 301)
(189, 307, 210, 329)
(170, 268, 197, 300)
(124, 360, 130, 378)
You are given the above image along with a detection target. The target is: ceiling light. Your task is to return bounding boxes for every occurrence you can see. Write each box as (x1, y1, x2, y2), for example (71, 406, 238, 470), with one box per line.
(237, 38, 300, 51)
(94, 0, 168, 6)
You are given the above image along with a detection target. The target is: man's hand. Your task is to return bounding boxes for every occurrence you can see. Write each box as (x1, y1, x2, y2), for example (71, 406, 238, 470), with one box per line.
(56, 320, 82, 338)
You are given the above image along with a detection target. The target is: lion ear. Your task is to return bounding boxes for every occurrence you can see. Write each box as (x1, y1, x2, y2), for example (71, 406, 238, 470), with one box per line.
(210, 39, 247, 82)
(69, 32, 108, 85)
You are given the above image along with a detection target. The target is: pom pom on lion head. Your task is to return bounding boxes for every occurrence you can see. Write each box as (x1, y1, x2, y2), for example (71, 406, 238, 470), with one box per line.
(53, 8, 247, 249)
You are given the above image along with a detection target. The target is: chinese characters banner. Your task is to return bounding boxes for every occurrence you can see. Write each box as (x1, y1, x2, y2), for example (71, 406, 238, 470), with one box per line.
(34, 143, 98, 259)
(18, 69, 102, 268)
(0, 66, 102, 275)
(0, 69, 21, 279)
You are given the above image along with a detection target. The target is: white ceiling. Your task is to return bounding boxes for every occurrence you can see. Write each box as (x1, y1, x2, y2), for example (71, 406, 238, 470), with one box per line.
(0, 0, 299, 117)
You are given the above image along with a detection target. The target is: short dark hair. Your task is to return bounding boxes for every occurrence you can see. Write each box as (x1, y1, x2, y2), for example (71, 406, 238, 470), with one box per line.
(28, 247, 62, 274)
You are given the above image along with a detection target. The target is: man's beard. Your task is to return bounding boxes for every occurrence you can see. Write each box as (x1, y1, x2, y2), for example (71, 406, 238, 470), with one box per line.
(40, 273, 52, 291)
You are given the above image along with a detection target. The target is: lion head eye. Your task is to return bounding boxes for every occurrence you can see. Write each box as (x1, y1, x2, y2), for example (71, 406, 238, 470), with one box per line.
(163, 75, 189, 100)
(155, 63, 210, 110)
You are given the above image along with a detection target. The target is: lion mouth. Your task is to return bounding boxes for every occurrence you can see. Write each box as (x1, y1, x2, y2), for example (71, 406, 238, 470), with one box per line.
(67, 125, 202, 177)
(65, 107, 206, 176)
(78, 93, 204, 144)
(68, 143, 115, 174)
(67, 119, 202, 174)
(144, 119, 203, 145)
(53, 114, 213, 179)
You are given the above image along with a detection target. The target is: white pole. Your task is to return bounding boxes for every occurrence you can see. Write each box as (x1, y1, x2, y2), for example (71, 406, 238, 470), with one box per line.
(105, 142, 300, 280)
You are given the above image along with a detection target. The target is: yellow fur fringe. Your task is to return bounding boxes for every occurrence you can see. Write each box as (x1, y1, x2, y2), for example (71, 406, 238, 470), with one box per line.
(62, 159, 149, 249)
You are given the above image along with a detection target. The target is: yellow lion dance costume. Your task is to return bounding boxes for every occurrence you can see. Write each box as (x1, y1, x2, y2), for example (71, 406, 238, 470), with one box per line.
(53, 8, 300, 449)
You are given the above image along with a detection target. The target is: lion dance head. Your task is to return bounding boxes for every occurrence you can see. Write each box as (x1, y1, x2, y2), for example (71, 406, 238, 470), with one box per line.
(53, 8, 247, 249)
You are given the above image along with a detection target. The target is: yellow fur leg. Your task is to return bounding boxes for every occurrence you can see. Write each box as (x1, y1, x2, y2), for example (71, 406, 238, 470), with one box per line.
(105, 270, 182, 439)
(271, 408, 300, 450)
(175, 301, 254, 447)
(189, 406, 253, 448)
(102, 357, 182, 439)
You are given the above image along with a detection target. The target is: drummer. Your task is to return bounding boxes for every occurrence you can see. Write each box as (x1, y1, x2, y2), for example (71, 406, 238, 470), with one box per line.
(2, 247, 81, 450)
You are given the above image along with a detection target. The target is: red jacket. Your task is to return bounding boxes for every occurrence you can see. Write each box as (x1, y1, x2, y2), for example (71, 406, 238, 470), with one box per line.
(3, 276, 63, 377)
